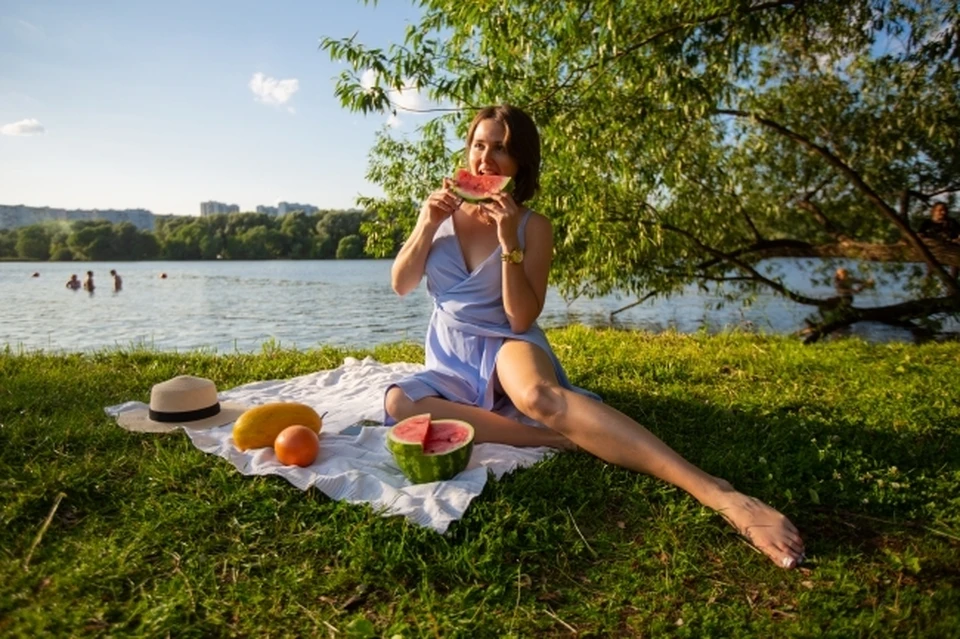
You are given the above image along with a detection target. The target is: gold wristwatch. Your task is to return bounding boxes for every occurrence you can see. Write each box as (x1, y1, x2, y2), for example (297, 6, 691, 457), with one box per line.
(501, 248, 524, 264)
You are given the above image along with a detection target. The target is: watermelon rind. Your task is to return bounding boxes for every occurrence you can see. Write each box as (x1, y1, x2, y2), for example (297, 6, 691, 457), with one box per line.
(450, 169, 514, 203)
(387, 418, 476, 484)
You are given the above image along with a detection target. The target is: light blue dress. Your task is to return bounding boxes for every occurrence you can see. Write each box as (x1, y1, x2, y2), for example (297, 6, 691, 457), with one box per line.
(384, 210, 600, 425)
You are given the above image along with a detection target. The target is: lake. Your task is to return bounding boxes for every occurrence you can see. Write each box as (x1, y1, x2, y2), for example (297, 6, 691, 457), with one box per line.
(1, 259, 951, 353)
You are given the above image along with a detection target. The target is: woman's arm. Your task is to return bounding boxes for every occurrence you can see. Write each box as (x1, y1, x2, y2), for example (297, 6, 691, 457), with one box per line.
(501, 213, 552, 333)
(391, 183, 462, 296)
(391, 218, 441, 296)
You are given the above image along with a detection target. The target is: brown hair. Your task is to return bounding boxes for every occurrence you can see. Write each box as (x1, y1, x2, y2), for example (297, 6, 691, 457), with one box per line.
(465, 105, 541, 204)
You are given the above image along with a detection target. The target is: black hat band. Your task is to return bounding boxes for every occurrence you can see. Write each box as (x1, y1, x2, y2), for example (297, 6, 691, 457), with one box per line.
(149, 402, 221, 423)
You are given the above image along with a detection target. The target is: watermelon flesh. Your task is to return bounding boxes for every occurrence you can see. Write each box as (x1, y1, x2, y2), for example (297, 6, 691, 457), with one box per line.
(392, 413, 431, 448)
(423, 421, 472, 453)
(450, 168, 514, 203)
(387, 414, 476, 484)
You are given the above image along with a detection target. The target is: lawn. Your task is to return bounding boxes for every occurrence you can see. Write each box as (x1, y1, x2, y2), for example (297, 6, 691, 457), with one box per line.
(2, 328, 959, 637)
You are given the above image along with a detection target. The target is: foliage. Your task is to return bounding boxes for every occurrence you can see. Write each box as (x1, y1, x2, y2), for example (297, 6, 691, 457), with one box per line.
(0, 209, 376, 262)
(15, 225, 51, 261)
(336, 234, 366, 259)
(321, 0, 960, 341)
(1, 331, 959, 635)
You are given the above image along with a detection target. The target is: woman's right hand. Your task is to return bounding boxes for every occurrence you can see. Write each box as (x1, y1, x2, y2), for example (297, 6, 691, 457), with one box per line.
(419, 178, 463, 227)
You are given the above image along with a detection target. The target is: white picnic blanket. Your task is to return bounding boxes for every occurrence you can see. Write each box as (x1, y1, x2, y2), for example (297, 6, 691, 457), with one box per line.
(104, 356, 555, 533)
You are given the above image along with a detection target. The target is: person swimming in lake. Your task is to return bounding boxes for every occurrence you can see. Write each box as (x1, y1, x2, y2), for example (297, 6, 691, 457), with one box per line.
(82, 271, 95, 292)
(66, 274, 81, 290)
(833, 267, 874, 303)
(110, 269, 123, 292)
(382, 104, 805, 569)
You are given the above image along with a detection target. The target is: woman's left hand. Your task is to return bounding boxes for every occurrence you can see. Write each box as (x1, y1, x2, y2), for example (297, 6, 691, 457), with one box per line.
(480, 192, 523, 248)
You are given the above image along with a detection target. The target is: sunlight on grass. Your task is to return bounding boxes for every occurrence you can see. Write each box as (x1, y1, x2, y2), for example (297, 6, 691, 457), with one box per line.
(1, 329, 958, 636)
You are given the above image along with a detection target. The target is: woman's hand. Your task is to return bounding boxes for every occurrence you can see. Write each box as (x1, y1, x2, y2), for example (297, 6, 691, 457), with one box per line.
(480, 192, 523, 248)
(419, 178, 463, 227)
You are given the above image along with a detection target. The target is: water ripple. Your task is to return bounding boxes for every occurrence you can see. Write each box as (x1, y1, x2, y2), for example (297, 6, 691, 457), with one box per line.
(2, 259, 954, 353)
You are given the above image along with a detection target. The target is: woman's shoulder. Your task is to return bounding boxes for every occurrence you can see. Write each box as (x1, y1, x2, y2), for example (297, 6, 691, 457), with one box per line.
(524, 209, 553, 233)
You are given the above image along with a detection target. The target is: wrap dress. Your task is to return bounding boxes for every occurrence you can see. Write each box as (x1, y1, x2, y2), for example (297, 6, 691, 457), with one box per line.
(384, 209, 599, 424)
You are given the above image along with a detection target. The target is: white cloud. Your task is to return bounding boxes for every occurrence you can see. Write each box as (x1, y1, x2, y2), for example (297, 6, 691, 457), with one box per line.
(362, 69, 428, 111)
(1, 118, 45, 136)
(360, 68, 378, 91)
(359, 68, 431, 128)
(391, 85, 428, 112)
(249, 72, 299, 108)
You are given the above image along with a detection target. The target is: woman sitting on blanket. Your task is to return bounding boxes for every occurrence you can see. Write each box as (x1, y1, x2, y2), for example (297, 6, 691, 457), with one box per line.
(384, 104, 805, 569)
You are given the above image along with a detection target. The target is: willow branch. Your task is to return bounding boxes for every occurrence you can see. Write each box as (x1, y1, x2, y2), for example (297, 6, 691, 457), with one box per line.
(796, 199, 853, 242)
(651, 221, 838, 307)
(717, 108, 960, 294)
(610, 290, 659, 319)
(531, 1, 808, 108)
(801, 294, 960, 343)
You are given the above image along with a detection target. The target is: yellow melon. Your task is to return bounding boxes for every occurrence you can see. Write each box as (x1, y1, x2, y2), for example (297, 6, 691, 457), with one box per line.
(232, 402, 324, 451)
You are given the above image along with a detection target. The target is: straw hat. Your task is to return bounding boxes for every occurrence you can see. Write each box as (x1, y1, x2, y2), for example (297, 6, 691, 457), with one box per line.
(116, 375, 248, 433)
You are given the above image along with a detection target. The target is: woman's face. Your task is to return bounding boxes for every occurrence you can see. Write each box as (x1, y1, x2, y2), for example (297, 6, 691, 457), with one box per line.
(468, 118, 518, 178)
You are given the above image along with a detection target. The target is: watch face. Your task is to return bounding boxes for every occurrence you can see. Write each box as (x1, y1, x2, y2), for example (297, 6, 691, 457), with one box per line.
(501, 248, 523, 263)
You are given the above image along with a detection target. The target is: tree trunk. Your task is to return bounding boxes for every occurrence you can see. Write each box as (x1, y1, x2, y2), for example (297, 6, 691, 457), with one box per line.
(743, 239, 960, 268)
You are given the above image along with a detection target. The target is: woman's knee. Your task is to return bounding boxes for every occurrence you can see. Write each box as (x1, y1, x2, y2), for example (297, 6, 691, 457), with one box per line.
(516, 383, 567, 425)
(384, 386, 414, 422)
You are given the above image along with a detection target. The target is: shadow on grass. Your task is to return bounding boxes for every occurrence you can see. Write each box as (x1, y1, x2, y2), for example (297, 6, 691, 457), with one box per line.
(458, 386, 960, 577)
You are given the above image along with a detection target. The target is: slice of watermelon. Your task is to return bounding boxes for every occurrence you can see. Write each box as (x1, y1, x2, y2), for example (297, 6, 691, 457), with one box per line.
(450, 168, 514, 203)
(386, 416, 475, 484)
(390, 413, 431, 448)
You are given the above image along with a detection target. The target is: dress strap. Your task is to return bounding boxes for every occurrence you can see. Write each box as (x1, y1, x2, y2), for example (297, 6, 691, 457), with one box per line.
(518, 209, 533, 247)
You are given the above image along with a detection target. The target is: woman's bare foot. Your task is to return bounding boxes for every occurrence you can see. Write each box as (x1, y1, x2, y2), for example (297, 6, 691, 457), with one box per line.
(705, 481, 805, 568)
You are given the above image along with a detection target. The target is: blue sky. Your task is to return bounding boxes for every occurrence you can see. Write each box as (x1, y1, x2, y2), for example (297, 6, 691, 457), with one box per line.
(0, 0, 430, 216)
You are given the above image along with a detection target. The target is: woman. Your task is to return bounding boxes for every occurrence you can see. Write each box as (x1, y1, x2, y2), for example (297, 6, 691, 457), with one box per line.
(384, 105, 804, 569)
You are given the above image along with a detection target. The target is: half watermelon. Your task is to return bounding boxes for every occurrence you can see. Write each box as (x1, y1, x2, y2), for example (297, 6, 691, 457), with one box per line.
(450, 168, 514, 203)
(387, 413, 476, 484)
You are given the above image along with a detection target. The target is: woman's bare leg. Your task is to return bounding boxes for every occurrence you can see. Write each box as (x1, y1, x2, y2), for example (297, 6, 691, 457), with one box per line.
(384, 386, 576, 450)
(495, 340, 806, 569)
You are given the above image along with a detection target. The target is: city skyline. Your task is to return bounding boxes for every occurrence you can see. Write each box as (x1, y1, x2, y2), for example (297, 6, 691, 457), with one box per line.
(0, 1, 433, 217)
(0, 199, 363, 232)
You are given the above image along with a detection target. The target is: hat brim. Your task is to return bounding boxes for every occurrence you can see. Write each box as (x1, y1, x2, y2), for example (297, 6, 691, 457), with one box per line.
(115, 402, 248, 433)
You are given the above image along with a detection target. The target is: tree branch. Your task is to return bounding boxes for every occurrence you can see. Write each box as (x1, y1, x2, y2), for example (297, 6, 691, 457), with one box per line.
(691, 235, 960, 267)
(801, 295, 960, 343)
(796, 199, 853, 242)
(653, 221, 837, 307)
(531, 1, 809, 108)
(923, 184, 960, 198)
(899, 189, 911, 223)
(610, 290, 659, 319)
(716, 108, 960, 294)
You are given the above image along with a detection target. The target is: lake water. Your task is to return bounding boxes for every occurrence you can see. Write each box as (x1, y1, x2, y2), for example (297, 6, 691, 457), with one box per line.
(1, 260, 952, 353)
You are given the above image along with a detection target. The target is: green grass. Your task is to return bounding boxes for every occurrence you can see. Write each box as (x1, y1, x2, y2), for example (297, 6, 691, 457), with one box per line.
(2, 328, 959, 637)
